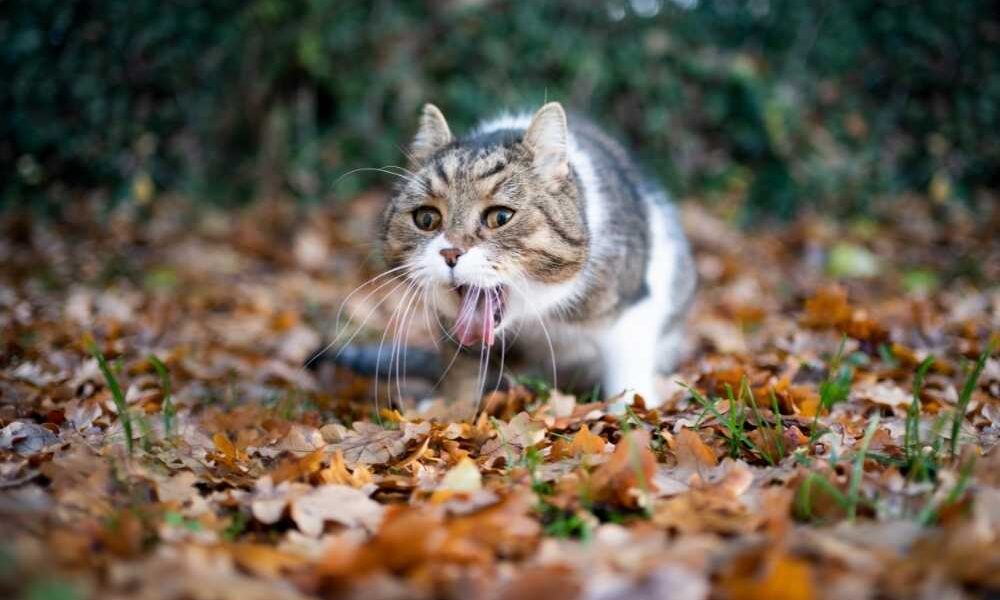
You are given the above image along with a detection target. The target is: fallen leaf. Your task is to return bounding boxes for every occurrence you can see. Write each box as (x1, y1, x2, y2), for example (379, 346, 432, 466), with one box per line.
(674, 428, 718, 470)
(0, 421, 61, 455)
(480, 412, 547, 468)
(319, 450, 374, 488)
(431, 457, 483, 502)
(569, 424, 606, 456)
(329, 420, 431, 466)
(721, 553, 816, 600)
(588, 429, 658, 508)
(290, 484, 384, 536)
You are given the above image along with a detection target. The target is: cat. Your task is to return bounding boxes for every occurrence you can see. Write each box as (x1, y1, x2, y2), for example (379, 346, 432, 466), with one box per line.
(365, 101, 697, 409)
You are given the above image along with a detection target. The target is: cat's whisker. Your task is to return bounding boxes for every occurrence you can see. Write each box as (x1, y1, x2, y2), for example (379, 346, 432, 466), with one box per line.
(507, 277, 559, 391)
(375, 279, 420, 414)
(393, 278, 424, 409)
(335, 166, 423, 189)
(419, 282, 439, 351)
(300, 263, 410, 370)
(425, 287, 466, 395)
(427, 284, 460, 345)
(382, 163, 421, 180)
(480, 288, 508, 416)
(323, 274, 412, 366)
(391, 279, 424, 408)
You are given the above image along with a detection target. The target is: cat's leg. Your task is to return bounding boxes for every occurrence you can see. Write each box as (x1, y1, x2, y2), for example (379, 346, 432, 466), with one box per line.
(656, 317, 687, 375)
(600, 300, 661, 412)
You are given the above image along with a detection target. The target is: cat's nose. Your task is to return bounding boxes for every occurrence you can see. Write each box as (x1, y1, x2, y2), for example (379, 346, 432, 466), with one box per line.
(439, 247, 464, 268)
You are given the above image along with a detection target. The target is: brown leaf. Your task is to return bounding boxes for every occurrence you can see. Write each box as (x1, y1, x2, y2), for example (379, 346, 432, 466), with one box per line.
(329, 420, 430, 466)
(652, 488, 761, 535)
(674, 428, 718, 470)
(588, 429, 658, 508)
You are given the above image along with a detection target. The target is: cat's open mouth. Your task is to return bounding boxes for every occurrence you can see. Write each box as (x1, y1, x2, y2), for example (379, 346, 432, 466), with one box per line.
(452, 284, 506, 347)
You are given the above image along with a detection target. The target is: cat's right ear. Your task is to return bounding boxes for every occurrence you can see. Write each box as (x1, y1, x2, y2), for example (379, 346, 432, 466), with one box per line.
(410, 104, 452, 165)
(524, 102, 569, 181)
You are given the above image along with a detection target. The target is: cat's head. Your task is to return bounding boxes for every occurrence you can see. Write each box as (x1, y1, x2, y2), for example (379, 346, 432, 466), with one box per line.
(379, 102, 588, 346)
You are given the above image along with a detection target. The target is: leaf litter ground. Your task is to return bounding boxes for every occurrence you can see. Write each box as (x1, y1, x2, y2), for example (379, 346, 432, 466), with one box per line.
(0, 195, 997, 600)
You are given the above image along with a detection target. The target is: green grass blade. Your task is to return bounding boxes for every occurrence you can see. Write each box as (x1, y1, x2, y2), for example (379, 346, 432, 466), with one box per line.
(149, 354, 174, 438)
(848, 414, 880, 520)
(906, 356, 935, 462)
(917, 456, 976, 525)
(89, 340, 133, 454)
(950, 341, 993, 457)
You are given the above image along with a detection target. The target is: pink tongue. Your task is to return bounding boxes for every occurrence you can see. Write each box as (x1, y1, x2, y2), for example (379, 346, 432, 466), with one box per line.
(453, 287, 495, 347)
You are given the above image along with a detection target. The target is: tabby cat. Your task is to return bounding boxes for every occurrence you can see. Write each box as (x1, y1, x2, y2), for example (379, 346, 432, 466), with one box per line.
(374, 102, 696, 408)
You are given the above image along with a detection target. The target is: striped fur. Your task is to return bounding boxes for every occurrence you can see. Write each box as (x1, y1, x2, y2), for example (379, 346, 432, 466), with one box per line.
(379, 102, 696, 408)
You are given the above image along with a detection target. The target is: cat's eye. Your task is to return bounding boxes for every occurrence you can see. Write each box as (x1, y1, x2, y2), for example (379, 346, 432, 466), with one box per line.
(483, 206, 515, 229)
(412, 206, 442, 231)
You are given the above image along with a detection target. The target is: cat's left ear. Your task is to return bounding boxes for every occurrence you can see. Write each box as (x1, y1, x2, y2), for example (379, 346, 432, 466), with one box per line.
(410, 104, 452, 165)
(524, 102, 569, 180)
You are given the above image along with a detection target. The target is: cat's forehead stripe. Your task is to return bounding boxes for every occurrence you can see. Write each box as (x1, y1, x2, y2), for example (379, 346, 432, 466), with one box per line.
(476, 161, 507, 180)
(434, 160, 449, 185)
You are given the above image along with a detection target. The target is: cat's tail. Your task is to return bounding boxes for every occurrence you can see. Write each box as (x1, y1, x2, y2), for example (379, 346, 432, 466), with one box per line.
(304, 343, 443, 380)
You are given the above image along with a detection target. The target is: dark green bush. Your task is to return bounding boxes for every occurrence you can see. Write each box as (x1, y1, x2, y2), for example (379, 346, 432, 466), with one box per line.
(2, 0, 997, 217)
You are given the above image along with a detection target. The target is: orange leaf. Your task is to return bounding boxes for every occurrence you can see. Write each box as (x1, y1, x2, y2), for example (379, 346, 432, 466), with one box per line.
(319, 450, 373, 488)
(213, 432, 237, 465)
(588, 430, 658, 508)
(569, 424, 606, 456)
(723, 554, 815, 600)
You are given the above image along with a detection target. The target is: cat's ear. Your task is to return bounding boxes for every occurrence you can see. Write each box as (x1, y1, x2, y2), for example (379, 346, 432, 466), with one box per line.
(410, 103, 452, 165)
(524, 102, 569, 180)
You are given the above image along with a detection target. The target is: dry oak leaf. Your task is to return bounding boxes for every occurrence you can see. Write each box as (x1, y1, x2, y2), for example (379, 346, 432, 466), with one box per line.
(652, 488, 760, 535)
(0, 421, 61, 456)
(328, 420, 431, 466)
(673, 427, 718, 471)
(319, 449, 374, 488)
(479, 411, 547, 467)
(801, 285, 852, 329)
(290, 484, 384, 536)
(251, 477, 383, 536)
(320, 492, 540, 577)
(229, 543, 310, 579)
(569, 424, 607, 456)
(652, 461, 758, 535)
(588, 429, 658, 508)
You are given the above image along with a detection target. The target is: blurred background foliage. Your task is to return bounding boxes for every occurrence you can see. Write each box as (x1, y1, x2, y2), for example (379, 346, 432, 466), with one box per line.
(2, 0, 997, 218)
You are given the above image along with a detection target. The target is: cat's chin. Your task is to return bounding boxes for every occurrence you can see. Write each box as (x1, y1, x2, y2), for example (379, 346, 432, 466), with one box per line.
(451, 284, 507, 347)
